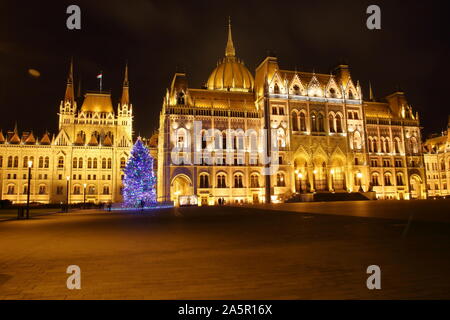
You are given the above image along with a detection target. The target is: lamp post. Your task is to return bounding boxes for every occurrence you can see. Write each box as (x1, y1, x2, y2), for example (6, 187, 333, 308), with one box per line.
(66, 176, 70, 212)
(26, 160, 32, 219)
(357, 172, 363, 192)
(83, 183, 87, 209)
(330, 169, 335, 192)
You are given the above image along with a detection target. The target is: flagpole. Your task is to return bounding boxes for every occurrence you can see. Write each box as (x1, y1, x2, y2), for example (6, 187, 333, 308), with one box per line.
(99, 71, 103, 92)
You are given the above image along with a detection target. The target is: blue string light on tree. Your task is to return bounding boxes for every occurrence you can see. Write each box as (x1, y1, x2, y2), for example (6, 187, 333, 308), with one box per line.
(122, 138, 157, 208)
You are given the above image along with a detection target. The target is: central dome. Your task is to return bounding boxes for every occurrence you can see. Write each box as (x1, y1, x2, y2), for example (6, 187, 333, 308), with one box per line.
(206, 21, 254, 92)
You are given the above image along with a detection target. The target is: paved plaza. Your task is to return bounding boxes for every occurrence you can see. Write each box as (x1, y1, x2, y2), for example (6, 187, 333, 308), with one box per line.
(0, 200, 450, 299)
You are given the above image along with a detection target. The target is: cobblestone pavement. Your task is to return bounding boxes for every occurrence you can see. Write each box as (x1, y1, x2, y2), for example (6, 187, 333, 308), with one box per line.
(0, 202, 449, 299)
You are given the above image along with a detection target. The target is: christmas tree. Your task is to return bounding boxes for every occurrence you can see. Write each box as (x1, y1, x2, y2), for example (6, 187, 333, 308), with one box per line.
(122, 138, 157, 208)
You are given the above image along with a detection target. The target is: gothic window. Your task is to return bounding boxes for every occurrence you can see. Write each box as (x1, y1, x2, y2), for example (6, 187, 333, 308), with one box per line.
(93, 158, 98, 169)
(396, 173, 404, 186)
(199, 174, 210, 188)
(318, 113, 325, 132)
(336, 114, 343, 133)
(353, 131, 362, 150)
(7, 156, 13, 168)
(39, 157, 44, 168)
(103, 186, 110, 195)
(120, 157, 126, 169)
(176, 128, 188, 149)
(88, 186, 96, 195)
(73, 157, 78, 169)
(293, 85, 300, 95)
(78, 158, 83, 168)
(371, 173, 380, 186)
(274, 83, 280, 94)
(108, 158, 112, 169)
(329, 88, 336, 98)
(348, 112, 353, 120)
(177, 92, 185, 105)
(102, 158, 107, 169)
(234, 174, 244, 188)
(23, 156, 28, 168)
(276, 172, 286, 187)
(311, 113, 317, 132)
(217, 174, 227, 188)
(300, 112, 307, 131)
(88, 158, 92, 169)
(292, 111, 299, 131)
(7, 184, 15, 195)
(328, 114, 335, 133)
(348, 90, 354, 99)
(57, 156, 64, 168)
(250, 174, 260, 188)
(394, 138, 401, 154)
(73, 185, 81, 195)
(13, 156, 18, 168)
(277, 128, 286, 148)
(384, 173, 392, 186)
(38, 185, 46, 195)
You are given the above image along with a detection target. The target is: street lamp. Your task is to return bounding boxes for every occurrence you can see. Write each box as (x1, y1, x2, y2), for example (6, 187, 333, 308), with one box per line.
(66, 176, 70, 212)
(330, 169, 335, 192)
(357, 172, 363, 192)
(26, 160, 32, 219)
(83, 183, 87, 208)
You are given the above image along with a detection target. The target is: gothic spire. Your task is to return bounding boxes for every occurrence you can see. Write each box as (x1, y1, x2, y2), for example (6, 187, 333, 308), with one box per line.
(121, 62, 130, 105)
(369, 81, 374, 101)
(65, 58, 75, 103)
(225, 17, 236, 58)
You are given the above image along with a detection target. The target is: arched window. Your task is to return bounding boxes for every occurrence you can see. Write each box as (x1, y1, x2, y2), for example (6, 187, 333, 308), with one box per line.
(107, 158, 112, 169)
(78, 158, 83, 169)
(348, 90, 354, 99)
(23, 156, 28, 168)
(103, 186, 110, 195)
(250, 174, 260, 188)
(14, 156, 19, 168)
(199, 174, 210, 188)
(234, 174, 244, 188)
(277, 128, 286, 148)
(120, 157, 126, 169)
(318, 113, 325, 132)
(292, 112, 299, 131)
(93, 158, 98, 169)
(38, 156, 44, 168)
(7, 184, 15, 195)
(293, 85, 300, 95)
(177, 92, 185, 105)
(176, 128, 188, 149)
(235, 131, 245, 150)
(300, 112, 307, 131)
(353, 131, 362, 150)
(394, 138, 401, 154)
(38, 185, 47, 195)
(336, 114, 343, 133)
(410, 137, 419, 154)
(57, 156, 64, 168)
(44, 157, 50, 168)
(248, 131, 258, 152)
(102, 158, 107, 169)
(368, 137, 373, 153)
(385, 138, 390, 153)
(384, 173, 392, 186)
(73, 157, 78, 169)
(396, 173, 404, 186)
(217, 174, 227, 188)
(274, 83, 280, 94)
(311, 113, 317, 132)
(371, 173, 380, 186)
(73, 185, 81, 195)
(7, 156, 13, 168)
(276, 172, 286, 187)
(88, 185, 96, 195)
(328, 114, 335, 133)
(87, 158, 92, 169)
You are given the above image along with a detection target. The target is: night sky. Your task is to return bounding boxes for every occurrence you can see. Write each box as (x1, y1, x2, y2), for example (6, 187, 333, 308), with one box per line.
(0, 0, 449, 139)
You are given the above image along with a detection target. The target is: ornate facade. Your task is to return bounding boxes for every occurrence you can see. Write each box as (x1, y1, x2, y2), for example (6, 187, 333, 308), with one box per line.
(0, 62, 133, 204)
(157, 22, 427, 205)
(423, 118, 450, 197)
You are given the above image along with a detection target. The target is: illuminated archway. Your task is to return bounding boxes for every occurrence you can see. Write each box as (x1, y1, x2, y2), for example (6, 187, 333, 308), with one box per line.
(409, 174, 424, 199)
(170, 174, 193, 205)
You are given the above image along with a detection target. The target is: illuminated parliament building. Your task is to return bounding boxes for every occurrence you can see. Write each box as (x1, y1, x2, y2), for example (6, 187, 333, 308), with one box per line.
(1, 22, 429, 205)
(0, 62, 133, 204)
(157, 21, 427, 205)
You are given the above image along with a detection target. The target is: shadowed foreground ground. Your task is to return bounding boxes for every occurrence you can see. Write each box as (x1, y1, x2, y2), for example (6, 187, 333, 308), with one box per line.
(0, 200, 449, 299)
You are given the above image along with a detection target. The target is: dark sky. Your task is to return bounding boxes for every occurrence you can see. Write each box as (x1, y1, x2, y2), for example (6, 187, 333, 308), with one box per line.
(1, 0, 449, 139)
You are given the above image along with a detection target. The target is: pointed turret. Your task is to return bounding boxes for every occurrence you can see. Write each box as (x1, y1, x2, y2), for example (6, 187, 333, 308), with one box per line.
(225, 17, 236, 58)
(369, 81, 374, 101)
(0, 130, 5, 144)
(65, 58, 75, 103)
(40, 132, 51, 145)
(121, 62, 129, 106)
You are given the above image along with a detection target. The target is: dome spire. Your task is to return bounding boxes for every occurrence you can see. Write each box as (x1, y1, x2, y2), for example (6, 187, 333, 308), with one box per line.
(225, 17, 235, 57)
